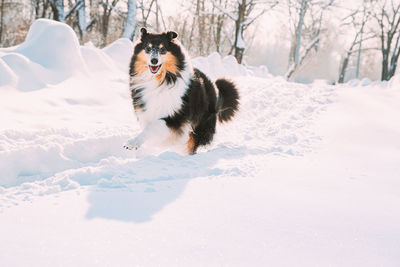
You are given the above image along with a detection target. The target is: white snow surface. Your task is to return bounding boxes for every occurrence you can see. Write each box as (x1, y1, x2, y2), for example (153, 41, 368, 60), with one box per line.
(1, 19, 400, 266)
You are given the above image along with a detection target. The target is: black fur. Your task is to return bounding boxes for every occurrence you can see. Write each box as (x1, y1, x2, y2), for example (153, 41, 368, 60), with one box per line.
(162, 69, 238, 154)
(131, 87, 145, 110)
(164, 71, 178, 85)
(215, 79, 240, 123)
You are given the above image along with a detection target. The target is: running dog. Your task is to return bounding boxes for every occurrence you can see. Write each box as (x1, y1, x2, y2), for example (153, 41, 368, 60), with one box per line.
(124, 28, 239, 155)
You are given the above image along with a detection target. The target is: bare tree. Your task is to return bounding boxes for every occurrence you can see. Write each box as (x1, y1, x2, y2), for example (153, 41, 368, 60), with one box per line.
(153, 0, 165, 32)
(166, 2, 194, 48)
(212, 0, 277, 64)
(285, 0, 334, 80)
(211, 0, 228, 53)
(136, 0, 166, 32)
(47, 0, 82, 22)
(338, 1, 375, 83)
(74, 0, 95, 41)
(187, 1, 198, 51)
(156, 1, 166, 31)
(187, 0, 207, 54)
(137, 0, 155, 28)
(373, 0, 400, 81)
(33, 0, 52, 19)
(99, 0, 120, 46)
(49, 0, 64, 22)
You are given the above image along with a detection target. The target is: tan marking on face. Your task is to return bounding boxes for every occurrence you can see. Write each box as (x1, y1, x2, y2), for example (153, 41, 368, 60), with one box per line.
(133, 50, 148, 75)
(187, 132, 195, 155)
(161, 52, 179, 75)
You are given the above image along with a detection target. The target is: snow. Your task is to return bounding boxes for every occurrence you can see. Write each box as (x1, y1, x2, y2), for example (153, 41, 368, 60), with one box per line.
(389, 74, 400, 89)
(1, 19, 400, 266)
(192, 52, 270, 80)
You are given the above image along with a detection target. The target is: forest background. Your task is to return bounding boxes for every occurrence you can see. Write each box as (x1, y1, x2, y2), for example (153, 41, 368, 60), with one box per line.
(1, 0, 399, 83)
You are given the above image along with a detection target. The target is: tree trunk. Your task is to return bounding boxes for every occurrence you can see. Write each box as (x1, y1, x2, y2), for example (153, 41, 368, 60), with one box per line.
(215, 0, 227, 53)
(381, 49, 389, 81)
(50, 0, 65, 22)
(376, 2, 400, 81)
(155, 0, 159, 31)
(338, 52, 351, 83)
(122, 0, 136, 40)
(388, 33, 400, 79)
(234, 26, 245, 64)
(233, 0, 246, 64)
(157, 2, 166, 31)
(355, 13, 367, 79)
(285, 36, 320, 79)
(338, 28, 362, 83)
(294, 0, 307, 65)
(76, 0, 86, 41)
(0, 0, 4, 44)
(101, 1, 111, 46)
(355, 40, 362, 79)
(89, 0, 101, 46)
(196, 0, 204, 55)
(188, 1, 198, 51)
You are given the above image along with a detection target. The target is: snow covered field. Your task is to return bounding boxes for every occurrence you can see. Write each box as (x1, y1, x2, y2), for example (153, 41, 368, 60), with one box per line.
(0, 19, 399, 266)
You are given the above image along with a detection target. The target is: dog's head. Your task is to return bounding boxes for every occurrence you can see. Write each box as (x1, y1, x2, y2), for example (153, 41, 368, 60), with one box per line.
(130, 28, 186, 84)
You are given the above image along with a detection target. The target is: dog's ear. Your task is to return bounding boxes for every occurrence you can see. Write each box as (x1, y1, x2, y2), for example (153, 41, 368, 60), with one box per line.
(166, 31, 178, 41)
(140, 28, 148, 39)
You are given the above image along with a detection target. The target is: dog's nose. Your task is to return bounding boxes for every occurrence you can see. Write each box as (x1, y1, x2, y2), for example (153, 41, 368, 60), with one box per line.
(151, 58, 158, 65)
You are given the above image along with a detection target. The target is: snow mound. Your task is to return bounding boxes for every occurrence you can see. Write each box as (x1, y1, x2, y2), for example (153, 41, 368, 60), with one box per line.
(80, 45, 116, 73)
(192, 52, 271, 80)
(103, 38, 134, 72)
(1, 53, 50, 91)
(0, 58, 17, 87)
(0, 19, 133, 91)
(15, 19, 85, 73)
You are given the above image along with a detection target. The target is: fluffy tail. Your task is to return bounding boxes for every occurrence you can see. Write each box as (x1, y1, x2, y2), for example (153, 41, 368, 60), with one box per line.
(215, 78, 240, 123)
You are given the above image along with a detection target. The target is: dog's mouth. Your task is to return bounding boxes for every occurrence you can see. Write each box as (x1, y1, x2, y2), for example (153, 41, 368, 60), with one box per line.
(149, 64, 162, 74)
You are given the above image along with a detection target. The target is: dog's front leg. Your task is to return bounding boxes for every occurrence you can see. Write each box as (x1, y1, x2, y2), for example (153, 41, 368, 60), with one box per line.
(124, 119, 170, 150)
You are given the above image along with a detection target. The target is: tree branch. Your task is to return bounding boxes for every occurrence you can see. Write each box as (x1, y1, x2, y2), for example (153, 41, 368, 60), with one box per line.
(211, 0, 237, 21)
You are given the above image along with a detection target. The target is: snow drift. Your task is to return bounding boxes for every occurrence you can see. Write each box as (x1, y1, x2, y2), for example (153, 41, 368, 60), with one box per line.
(0, 18, 397, 190)
(0, 19, 273, 188)
(0, 19, 133, 91)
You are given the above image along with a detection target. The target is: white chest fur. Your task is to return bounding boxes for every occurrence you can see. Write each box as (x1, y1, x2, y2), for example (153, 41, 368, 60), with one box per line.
(131, 71, 191, 128)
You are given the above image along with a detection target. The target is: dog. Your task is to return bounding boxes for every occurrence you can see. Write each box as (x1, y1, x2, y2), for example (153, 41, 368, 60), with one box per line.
(124, 28, 240, 155)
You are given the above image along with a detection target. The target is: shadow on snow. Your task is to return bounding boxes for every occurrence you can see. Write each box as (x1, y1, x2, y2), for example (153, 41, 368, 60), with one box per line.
(85, 145, 262, 223)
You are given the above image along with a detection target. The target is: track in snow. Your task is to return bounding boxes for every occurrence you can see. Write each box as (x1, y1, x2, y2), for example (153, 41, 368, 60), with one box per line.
(0, 74, 335, 210)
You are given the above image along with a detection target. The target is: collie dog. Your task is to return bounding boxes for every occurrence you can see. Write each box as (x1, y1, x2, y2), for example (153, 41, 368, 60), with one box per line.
(124, 28, 240, 155)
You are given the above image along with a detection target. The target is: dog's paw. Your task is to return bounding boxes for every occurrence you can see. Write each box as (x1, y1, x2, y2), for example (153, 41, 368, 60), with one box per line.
(123, 138, 142, 151)
(123, 144, 138, 150)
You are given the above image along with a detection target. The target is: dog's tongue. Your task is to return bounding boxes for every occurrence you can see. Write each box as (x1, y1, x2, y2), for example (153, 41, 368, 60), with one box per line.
(150, 65, 159, 72)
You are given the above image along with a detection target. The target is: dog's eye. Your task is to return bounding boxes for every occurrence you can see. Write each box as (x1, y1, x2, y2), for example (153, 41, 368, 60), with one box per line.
(159, 47, 167, 54)
(144, 46, 151, 53)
